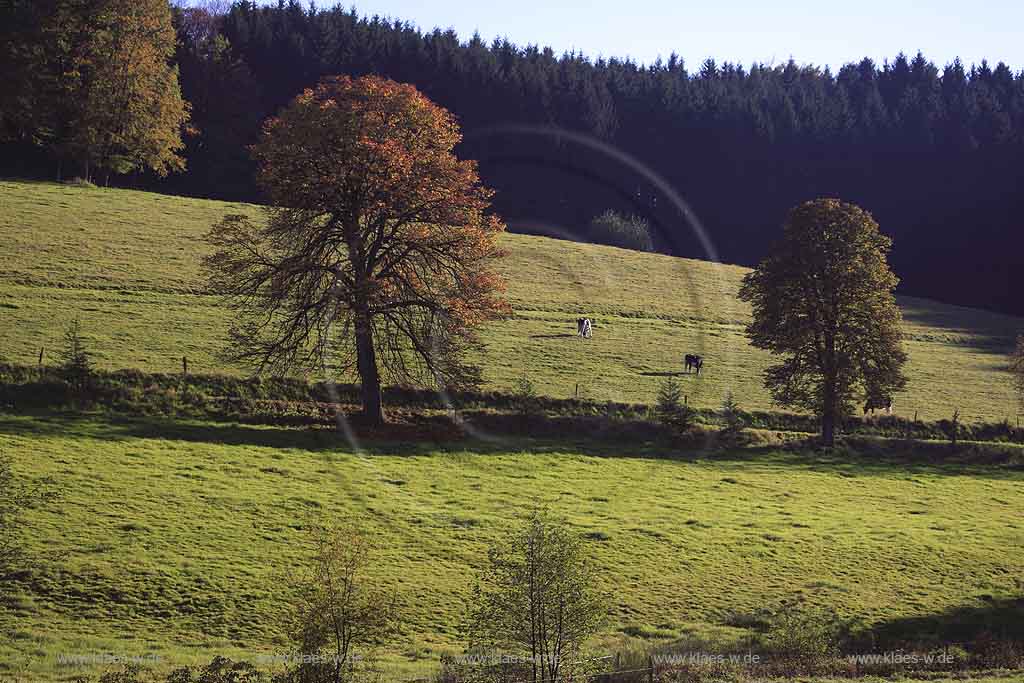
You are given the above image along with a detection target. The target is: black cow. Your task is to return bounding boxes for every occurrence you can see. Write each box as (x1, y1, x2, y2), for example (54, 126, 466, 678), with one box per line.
(684, 353, 703, 375)
(864, 395, 894, 415)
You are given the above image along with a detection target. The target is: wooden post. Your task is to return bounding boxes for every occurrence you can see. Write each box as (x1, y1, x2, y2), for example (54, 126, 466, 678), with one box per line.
(648, 655, 654, 682)
(684, 395, 688, 406)
(38, 347, 44, 367)
(182, 356, 188, 375)
(914, 410, 918, 423)
(575, 383, 579, 398)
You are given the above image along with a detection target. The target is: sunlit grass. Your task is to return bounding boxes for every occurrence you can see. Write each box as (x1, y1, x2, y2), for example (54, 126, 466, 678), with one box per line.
(0, 415, 1021, 680)
(1, 180, 1023, 681)
(1, 180, 1021, 422)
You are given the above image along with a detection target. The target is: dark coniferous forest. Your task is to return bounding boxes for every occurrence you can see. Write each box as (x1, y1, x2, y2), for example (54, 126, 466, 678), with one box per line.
(2, 1, 1022, 314)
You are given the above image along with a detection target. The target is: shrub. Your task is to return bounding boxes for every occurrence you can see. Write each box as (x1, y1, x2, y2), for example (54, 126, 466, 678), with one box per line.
(764, 605, 844, 661)
(588, 210, 655, 252)
(512, 371, 539, 417)
(278, 522, 396, 683)
(166, 656, 266, 682)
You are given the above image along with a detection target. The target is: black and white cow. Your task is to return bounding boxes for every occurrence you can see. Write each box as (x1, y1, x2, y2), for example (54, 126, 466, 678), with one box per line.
(576, 317, 593, 339)
(684, 353, 703, 375)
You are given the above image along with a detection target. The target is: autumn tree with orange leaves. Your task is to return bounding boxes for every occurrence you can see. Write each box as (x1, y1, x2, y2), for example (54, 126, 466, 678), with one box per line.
(204, 75, 509, 424)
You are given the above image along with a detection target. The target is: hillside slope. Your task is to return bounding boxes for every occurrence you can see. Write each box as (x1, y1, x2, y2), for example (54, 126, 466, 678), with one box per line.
(2, 415, 1022, 680)
(0, 180, 1020, 422)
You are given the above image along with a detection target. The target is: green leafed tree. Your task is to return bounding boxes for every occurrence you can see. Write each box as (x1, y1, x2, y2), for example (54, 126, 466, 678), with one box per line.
(465, 509, 605, 683)
(738, 198, 907, 446)
(282, 522, 396, 683)
(3, 0, 190, 182)
(78, 0, 191, 182)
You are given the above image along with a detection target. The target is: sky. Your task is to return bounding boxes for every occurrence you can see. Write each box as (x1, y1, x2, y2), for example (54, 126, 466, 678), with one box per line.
(267, 0, 1024, 72)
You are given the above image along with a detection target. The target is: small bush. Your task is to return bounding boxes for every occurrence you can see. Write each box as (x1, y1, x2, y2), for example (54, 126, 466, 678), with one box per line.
(764, 605, 844, 661)
(512, 371, 539, 417)
(166, 655, 266, 682)
(588, 210, 655, 252)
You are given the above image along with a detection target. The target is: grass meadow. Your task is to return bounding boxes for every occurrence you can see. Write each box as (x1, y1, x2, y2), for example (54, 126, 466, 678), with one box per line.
(1, 180, 1023, 681)
(1, 414, 1022, 680)
(1, 180, 1021, 423)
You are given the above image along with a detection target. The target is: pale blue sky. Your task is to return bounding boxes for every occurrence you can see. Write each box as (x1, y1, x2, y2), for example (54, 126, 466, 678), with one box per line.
(289, 0, 1023, 71)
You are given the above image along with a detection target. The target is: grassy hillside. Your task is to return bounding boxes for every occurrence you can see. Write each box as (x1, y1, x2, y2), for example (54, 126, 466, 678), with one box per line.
(1, 415, 1022, 680)
(1, 180, 1021, 423)
(0, 181, 1022, 681)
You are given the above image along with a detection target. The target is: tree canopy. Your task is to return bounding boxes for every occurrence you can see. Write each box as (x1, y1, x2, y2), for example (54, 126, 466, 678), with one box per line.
(204, 74, 509, 424)
(738, 199, 908, 446)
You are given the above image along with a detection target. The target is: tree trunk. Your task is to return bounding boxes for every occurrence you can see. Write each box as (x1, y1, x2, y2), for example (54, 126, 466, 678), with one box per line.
(821, 380, 837, 447)
(821, 409, 836, 447)
(354, 310, 384, 425)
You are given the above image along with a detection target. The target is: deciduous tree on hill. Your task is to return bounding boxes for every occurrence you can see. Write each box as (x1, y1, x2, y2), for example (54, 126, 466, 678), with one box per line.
(738, 198, 907, 446)
(204, 75, 509, 425)
(284, 522, 396, 683)
(0, 0, 189, 182)
(465, 509, 605, 683)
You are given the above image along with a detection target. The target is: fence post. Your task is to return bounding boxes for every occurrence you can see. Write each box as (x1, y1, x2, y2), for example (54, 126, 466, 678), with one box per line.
(575, 383, 579, 398)
(648, 655, 654, 682)
(38, 347, 44, 367)
(182, 356, 188, 375)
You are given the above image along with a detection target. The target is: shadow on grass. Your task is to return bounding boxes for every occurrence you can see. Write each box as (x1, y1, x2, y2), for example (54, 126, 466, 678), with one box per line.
(898, 295, 1019, 356)
(1, 411, 1022, 481)
(528, 333, 578, 339)
(869, 594, 1024, 647)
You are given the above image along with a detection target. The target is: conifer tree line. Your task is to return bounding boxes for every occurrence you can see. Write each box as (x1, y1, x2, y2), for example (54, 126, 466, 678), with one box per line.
(1, 0, 1022, 314)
